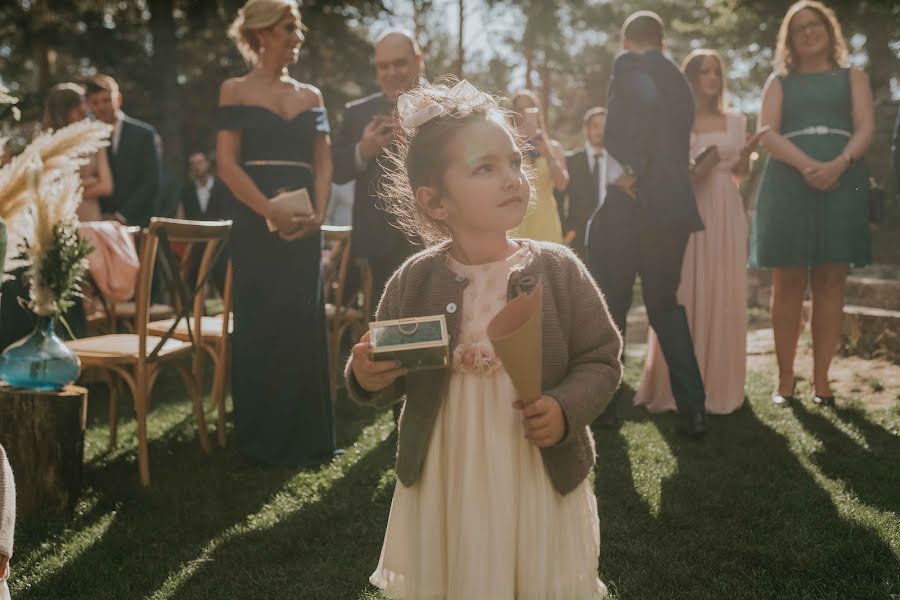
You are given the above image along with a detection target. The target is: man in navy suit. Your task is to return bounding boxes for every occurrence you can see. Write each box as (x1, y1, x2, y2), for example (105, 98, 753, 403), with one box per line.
(86, 74, 160, 228)
(586, 11, 707, 436)
(333, 30, 423, 306)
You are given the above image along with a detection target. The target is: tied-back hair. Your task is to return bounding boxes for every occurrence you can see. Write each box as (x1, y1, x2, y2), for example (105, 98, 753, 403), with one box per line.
(682, 49, 727, 114)
(228, 0, 302, 64)
(379, 77, 531, 247)
(44, 82, 85, 130)
(775, 0, 848, 75)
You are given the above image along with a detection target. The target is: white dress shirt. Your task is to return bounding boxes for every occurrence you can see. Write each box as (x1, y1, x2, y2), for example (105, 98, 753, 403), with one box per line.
(585, 144, 622, 210)
(194, 176, 215, 214)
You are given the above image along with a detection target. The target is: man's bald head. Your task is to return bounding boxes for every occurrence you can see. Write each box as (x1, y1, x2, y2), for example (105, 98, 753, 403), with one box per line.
(374, 29, 424, 102)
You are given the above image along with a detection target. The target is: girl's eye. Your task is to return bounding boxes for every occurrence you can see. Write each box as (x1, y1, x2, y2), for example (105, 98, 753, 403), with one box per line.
(475, 164, 492, 174)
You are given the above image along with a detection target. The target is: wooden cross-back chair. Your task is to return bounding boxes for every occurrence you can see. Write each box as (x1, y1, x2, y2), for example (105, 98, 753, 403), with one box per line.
(67, 218, 232, 487)
(322, 225, 370, 399)
(148, 252, 233, 448)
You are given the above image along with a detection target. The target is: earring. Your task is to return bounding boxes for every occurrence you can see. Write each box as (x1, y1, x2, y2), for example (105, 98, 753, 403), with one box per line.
(260, 45, 267, 55)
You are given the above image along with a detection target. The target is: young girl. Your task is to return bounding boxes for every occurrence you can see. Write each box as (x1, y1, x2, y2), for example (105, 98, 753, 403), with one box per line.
(346, 80, 623, 599)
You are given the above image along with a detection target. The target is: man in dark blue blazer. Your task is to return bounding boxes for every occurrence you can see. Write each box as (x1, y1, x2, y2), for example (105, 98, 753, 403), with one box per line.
(333, 30, 423, 306)
(86, 74, 160, 228)
(586, 12, 707, 436)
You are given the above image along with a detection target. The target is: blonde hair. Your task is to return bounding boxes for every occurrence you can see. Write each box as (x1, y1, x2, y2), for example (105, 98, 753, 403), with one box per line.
(775, 1, 848, 75)
(379, 79, 529, 246)
(227, 0, 300, 64)
(682, 49, 727, 114)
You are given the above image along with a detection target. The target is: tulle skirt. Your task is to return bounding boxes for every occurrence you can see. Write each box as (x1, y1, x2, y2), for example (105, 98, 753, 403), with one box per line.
(370, 371, 607, 600)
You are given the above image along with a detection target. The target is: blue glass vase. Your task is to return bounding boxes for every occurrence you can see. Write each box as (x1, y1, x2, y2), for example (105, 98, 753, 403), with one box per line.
(0, 315, 81, 391)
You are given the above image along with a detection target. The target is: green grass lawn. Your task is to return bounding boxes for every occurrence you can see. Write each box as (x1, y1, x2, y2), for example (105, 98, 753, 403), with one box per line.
(9, 355, 900, 599)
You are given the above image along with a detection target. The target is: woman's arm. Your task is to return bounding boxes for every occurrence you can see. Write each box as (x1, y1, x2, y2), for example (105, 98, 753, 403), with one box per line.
(758, 74, 820, 173)
(82, 149, 113, 199)
(312, 89, 332, 224)
(843, 67, 875, 162)
(215, 80, 276, 222)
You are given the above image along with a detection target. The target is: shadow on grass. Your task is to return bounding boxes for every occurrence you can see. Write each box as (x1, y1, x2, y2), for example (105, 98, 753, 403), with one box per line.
(595, 385, 899, 600)
(793, 401, 900, 516)
(12, 367, 386, 600)
(167, 429, 397, 599)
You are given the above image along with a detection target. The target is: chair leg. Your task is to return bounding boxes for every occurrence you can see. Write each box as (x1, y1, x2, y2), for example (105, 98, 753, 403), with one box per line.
(329, 324, 341, 402)
(211, 343, 228, 448)
(106, 371, 119, 449)
(175, 360, 210, 454)
(134, 367, 151, 487)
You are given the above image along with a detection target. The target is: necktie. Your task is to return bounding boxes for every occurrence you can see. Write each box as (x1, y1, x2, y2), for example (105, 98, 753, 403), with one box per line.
(593, 153, 602, 204)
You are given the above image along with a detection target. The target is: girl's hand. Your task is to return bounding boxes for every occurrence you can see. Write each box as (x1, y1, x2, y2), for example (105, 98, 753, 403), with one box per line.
(350, 331, 407, 392)
(513, 395, 566, 448)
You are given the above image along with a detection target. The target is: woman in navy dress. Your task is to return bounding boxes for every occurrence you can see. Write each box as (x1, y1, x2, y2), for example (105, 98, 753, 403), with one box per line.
(216, 0, 336, 466)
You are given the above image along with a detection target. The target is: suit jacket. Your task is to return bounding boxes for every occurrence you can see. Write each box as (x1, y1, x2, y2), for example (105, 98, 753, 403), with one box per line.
(333, 92, 414, 262)
(604, 50, 703, 233)
(564, 149, 596, 253)
(179, 176, 232, 222)
(101, 115, 161, 227)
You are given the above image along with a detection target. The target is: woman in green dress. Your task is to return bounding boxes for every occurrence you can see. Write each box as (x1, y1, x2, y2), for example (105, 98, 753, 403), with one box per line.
(752, 0, 874, 407)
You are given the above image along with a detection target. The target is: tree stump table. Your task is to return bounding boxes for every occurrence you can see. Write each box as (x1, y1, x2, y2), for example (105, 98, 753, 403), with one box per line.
(0, 383, 88, 517)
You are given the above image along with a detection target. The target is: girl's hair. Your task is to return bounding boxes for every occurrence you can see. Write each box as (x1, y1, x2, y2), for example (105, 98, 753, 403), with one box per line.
(380, 78, 529, 246)
(44, 83, 85, 130)
(775, 1, 848, 75)
(227, 0, 301, 64)
(681, 49, 727, 114)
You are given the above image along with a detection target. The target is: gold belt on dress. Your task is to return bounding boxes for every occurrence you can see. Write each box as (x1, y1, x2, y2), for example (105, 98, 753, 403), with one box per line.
(243, 160, 312, 169)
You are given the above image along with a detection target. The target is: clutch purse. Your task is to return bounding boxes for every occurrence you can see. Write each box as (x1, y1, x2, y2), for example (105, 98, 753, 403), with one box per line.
(369, 315, 449, 372)
(265, 187, 313, 232)
(689, 145, 719, 179)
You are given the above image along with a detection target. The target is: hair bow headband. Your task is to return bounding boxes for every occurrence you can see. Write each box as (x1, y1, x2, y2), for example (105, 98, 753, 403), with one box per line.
(397, 80, 491, 130)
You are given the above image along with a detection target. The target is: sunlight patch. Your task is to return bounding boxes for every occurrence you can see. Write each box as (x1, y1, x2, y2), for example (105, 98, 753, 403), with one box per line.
(622, 421, 676, 516)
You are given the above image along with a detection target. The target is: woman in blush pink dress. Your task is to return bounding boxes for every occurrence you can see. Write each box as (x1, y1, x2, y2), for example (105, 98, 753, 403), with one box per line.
(634, 49, 762, 415)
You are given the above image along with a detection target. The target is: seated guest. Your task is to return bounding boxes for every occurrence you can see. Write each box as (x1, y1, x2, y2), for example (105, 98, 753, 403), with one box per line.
(177, 151, 232, 293)
(86, 74, 160, 227)
(564, 107, 622, 256)
(178, 151, 231, 221)
(44, 82, 113, 222)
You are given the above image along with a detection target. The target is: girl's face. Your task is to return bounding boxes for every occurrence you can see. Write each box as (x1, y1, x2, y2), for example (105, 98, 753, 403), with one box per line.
(420, 119, 530, 239)
(695, 55, 723, 105)
(66, 99, 88, 125)
(258, 10, 304, 66)
(789, 8, 830, 62)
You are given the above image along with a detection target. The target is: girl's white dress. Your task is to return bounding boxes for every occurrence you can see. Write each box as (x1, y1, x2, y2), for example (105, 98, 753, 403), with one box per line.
(370, 246, 608, 600)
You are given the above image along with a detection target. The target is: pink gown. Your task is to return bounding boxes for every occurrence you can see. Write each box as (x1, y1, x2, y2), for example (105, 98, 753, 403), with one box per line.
(633, 112, 748, 415)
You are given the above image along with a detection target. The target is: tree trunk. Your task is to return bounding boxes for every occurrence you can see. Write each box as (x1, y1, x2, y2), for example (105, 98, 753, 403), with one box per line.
(0, 384, 88, 518)
(455, 0, 465, 78)
(149, 0, 182, 171)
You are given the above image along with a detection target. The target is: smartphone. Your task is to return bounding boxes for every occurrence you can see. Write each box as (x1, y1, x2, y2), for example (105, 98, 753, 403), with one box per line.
(522, 107, 540, 137)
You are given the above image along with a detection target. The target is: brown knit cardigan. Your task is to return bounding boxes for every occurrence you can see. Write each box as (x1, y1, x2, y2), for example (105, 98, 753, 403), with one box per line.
(346, 240, 623, 495)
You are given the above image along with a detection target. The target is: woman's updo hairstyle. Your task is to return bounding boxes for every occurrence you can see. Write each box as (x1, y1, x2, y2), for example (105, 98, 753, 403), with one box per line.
(228, 0, 300, 64)
(380, 77, 530, 246)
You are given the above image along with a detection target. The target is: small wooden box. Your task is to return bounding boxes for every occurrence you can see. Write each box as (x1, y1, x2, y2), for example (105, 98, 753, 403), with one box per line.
(370, 315, 449, 372)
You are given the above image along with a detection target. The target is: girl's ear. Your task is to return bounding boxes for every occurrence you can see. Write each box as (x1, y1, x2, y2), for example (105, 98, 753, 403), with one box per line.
(415, 185, 448, 222)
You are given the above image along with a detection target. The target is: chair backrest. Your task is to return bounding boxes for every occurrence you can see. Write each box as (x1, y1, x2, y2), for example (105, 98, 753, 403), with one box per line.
(136, 218, 233, 359)
(322, 225, 352, 312)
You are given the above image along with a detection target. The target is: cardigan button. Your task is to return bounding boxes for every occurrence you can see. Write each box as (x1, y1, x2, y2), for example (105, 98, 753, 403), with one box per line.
(446, 302, 458, 314)
(455, 274, 467, 283)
